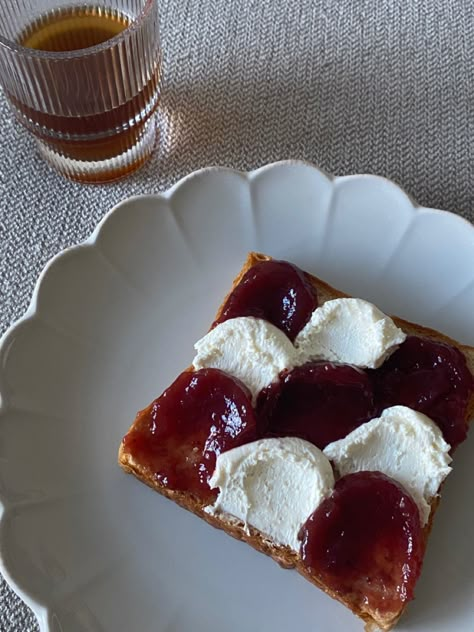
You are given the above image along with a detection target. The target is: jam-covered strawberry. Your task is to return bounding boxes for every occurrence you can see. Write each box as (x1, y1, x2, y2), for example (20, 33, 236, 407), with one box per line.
(122, 368, 258, 502)
(372, 335, 474, 449)
(300, 471, 424, 617)
(214, 259, 318, 341)
(256, 362, 375, 449)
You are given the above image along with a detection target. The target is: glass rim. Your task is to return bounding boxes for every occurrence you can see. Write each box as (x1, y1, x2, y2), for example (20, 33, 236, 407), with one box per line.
(0, 0, 156, 59)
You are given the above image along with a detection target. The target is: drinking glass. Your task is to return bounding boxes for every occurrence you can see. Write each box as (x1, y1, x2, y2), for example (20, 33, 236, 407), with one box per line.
(0, 0, 162, 183)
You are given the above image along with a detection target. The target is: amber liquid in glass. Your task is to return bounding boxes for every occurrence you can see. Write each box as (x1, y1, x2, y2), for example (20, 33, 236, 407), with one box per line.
(12, 6, 161, 182)
(20, 6, 129, 51)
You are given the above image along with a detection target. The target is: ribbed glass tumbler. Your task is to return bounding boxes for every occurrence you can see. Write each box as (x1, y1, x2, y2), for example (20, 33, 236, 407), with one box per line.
(0, 0, 162, 183)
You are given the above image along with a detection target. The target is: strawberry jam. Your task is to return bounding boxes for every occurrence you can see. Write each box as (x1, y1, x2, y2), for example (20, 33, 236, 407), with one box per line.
(300, 472, 424, 616)
(122, 368, 258, 502)
(214, 259, 318, 341)
(373, 336, 474, 449)
(257, 362, 375, 449)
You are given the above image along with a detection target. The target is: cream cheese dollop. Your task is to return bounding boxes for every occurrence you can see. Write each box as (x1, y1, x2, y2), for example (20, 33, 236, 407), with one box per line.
(193, 317, 297, 401)
(207, 437, 335, 551)
(323, 405, 452, 525)
(295, 298, 406, 369)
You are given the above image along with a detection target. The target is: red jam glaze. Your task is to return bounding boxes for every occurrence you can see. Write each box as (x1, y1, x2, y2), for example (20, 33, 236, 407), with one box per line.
(300, 472, 424, 617)
(213, 259, 318, 341)
(256, 362, 375, 449)
(372, 335, 474, 449)
(122, 368, 258, 502)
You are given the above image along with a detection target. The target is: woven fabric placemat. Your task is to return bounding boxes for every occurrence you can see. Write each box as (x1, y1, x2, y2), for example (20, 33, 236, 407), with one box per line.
(1, 0, 473, 629)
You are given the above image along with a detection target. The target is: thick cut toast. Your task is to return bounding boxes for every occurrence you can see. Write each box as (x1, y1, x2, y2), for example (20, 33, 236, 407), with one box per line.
(119, 252, 474, 631)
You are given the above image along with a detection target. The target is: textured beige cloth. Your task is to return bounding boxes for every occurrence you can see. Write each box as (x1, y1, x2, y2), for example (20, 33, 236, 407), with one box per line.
(0, 0, 473, 629)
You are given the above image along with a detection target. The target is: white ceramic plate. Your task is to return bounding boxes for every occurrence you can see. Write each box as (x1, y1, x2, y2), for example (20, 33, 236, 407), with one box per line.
(1, 162, 473, 632)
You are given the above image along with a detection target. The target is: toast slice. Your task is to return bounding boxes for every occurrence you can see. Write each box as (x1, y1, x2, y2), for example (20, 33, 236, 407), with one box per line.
(119, 252, 474, 631)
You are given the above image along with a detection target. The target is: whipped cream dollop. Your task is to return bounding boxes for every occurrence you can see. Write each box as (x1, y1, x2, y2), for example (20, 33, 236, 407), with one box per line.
(323, 405, 452, 525)
(295, 298, 406, 369)
(207, 437, 335, 551)
(193, 317, 297, 401)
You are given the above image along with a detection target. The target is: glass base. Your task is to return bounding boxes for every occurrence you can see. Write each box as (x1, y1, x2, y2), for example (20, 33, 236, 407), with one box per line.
(37, 114, 158, 184)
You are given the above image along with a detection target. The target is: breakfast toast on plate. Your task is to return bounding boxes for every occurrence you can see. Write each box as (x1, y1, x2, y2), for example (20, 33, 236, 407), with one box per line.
(119, 252, 474, 631)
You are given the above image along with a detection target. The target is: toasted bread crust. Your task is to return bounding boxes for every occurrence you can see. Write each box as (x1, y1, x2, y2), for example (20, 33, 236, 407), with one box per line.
(118, 252, 474, 631)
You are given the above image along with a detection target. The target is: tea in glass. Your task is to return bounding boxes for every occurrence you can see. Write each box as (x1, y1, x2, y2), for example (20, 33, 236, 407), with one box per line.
(0, 1, 162, 182)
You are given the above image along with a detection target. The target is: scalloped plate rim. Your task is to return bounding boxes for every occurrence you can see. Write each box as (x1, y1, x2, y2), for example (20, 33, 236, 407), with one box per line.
(0, 159, 473, 631)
